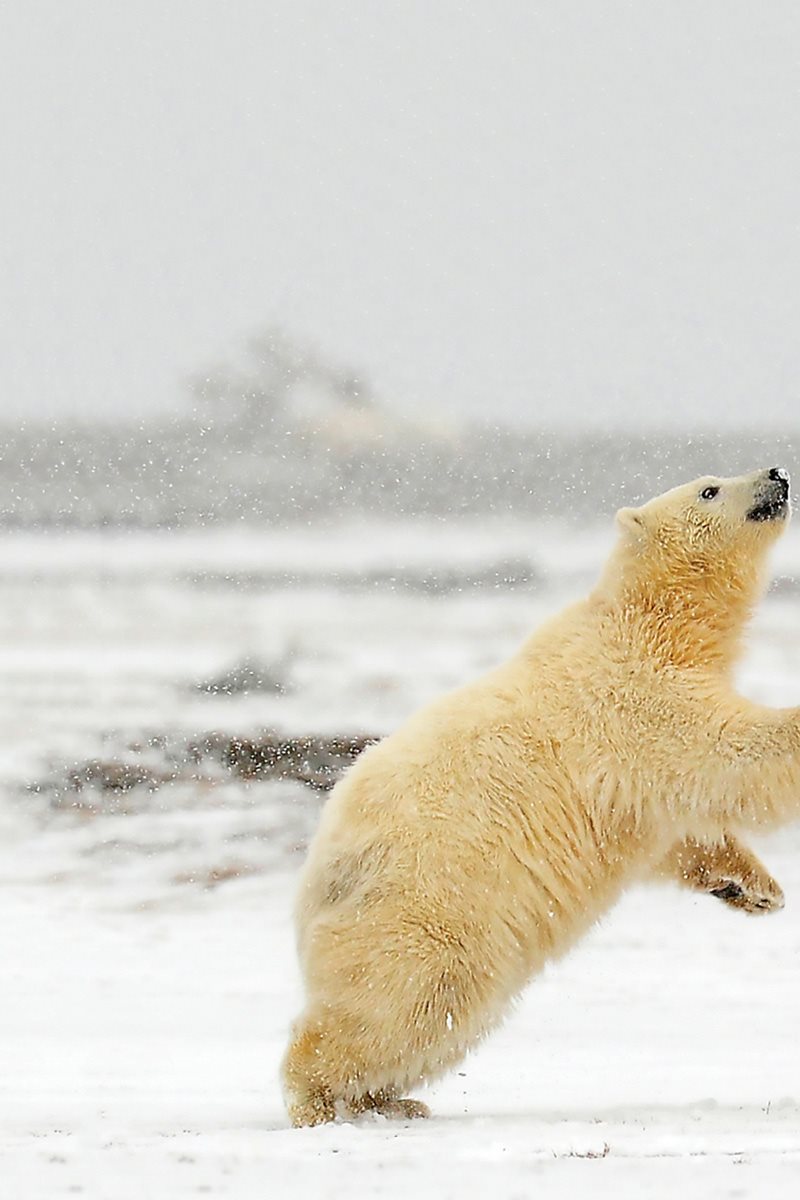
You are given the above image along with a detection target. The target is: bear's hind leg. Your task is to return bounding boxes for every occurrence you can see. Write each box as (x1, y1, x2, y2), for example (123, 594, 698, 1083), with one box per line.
(351, 1089, 431, 1122)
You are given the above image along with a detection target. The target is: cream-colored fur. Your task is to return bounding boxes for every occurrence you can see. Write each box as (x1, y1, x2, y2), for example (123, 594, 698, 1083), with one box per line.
(282, 468, 794, 1127)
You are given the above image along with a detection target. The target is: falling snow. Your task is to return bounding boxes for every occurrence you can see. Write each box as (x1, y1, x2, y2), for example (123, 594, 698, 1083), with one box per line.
(1, 522, 800, 1195)
(3, 4, 800, 1195)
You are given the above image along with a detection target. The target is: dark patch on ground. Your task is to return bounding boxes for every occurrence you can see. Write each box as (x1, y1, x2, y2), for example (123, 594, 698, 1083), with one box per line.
(173, 860, 267, 889)
(223, 733, 376, 788)
(193, 656, 290, 696)
(27, 730, 380, 813)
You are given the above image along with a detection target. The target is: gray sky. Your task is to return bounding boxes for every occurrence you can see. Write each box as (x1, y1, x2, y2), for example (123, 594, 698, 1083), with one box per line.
(2, 1, 800, 431)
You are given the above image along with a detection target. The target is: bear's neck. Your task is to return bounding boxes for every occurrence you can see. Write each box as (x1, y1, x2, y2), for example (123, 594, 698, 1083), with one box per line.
(595, 547, 762, 671)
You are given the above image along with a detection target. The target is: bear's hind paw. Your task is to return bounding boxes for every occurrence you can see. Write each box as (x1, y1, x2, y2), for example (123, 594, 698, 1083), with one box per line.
(375, 1097, 431, 1121)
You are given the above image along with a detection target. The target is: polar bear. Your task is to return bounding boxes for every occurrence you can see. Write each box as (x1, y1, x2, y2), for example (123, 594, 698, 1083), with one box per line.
(282, 467, 793, 1127)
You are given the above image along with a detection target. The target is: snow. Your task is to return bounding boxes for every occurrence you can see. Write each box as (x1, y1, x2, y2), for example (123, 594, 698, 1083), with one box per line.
(2, 521, 800, 1197)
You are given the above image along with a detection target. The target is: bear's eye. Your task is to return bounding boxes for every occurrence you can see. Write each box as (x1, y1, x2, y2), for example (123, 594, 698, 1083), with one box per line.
(700, 486, 720, 500)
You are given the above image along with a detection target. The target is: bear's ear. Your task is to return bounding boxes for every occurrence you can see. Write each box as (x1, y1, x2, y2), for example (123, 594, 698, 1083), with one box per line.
(615, 506, 646, 539)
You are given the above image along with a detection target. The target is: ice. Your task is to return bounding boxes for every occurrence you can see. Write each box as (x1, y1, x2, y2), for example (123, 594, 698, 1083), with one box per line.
(2, 522, 800, 1195)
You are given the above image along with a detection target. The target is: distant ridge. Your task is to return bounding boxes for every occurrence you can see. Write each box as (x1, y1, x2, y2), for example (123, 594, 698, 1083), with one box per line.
(0, 421, 797, 529)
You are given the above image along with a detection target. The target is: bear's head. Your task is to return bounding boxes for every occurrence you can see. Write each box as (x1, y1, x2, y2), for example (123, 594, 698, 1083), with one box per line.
(605, 467, 791, 664)
(616, 467, 790, 553)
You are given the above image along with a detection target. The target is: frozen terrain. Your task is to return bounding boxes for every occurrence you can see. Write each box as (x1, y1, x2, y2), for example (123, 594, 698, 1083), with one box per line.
(2, 519, 800, 1197)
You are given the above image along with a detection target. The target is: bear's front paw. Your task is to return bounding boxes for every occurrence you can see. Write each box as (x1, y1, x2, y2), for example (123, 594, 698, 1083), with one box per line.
(709, 875, 785, 915)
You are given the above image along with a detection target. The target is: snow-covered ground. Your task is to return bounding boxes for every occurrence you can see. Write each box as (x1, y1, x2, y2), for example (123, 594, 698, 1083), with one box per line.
(3, 519, 800, 1198)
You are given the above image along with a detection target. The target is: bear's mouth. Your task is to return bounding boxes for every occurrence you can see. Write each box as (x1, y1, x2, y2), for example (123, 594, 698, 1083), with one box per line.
(746, 496, 790, 522)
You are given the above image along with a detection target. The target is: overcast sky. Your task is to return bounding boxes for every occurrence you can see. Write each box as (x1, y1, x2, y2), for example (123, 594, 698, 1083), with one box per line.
(2, 1, 800, 431)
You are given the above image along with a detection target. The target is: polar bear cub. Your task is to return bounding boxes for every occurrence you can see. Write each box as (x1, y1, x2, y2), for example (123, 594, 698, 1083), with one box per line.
(283, 467, 792, 1126)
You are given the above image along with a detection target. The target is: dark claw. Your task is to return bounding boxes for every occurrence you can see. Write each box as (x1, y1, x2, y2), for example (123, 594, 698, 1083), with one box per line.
(710, 882, 745, 902)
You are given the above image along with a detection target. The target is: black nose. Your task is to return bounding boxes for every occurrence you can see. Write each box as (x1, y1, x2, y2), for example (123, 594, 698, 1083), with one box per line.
(768, 467, 789, 483)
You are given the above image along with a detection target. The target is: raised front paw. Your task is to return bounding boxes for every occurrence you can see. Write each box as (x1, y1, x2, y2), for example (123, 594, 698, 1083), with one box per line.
(709, 874, 785, 915)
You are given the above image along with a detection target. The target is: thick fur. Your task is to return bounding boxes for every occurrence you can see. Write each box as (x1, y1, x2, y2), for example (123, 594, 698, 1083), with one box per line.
(283, 468, 794, 1126)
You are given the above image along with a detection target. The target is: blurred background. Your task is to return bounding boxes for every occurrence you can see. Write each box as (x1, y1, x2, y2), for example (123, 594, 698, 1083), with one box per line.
(1, 0, 800, 889)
